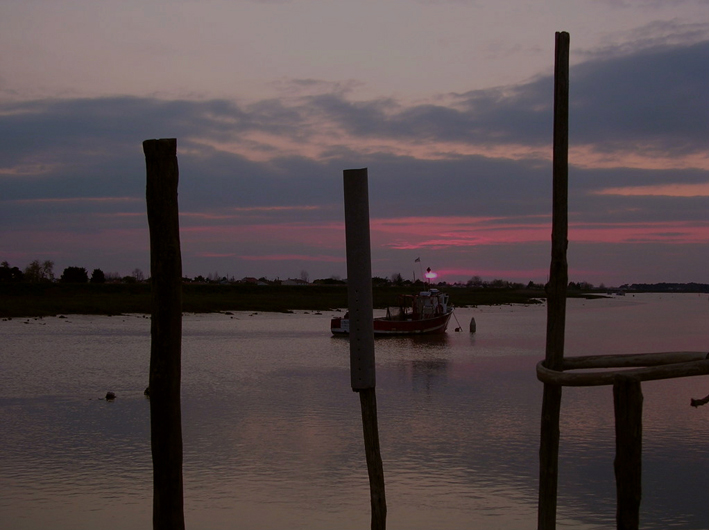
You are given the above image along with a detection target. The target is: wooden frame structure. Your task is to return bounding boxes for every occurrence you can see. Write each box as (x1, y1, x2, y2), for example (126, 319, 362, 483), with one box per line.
(536, 33, 709, 530)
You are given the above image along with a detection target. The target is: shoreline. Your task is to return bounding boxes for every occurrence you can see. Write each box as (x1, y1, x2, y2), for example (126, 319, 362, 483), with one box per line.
(0, 283, 564, 319)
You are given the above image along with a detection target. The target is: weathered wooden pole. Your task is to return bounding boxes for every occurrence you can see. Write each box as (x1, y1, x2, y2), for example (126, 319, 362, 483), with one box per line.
(144, 138, 185, 530)
(538, 31, 569, 530)
(613, 375, 643, 530)
(343, 168, 387, 530)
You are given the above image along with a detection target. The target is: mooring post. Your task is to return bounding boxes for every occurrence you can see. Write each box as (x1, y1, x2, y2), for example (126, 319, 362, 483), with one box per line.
(614, 375, 643, 530)
(538, 31, 570, 530)
(343, 168, 387, 530)
(144, 138, 185, 530)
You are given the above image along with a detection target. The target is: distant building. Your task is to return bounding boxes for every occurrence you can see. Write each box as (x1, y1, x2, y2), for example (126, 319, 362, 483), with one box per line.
(282, 278, 310, 286)
(239, 277, 268, 285)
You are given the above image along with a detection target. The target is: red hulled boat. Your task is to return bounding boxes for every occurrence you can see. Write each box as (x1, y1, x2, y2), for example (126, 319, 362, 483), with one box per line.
(331, 288, 453, 336)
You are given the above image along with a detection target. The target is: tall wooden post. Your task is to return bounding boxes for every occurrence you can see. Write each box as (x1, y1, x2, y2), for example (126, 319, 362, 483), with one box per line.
(343, 168, 387, 530)
(538, 31, 569, 530)
(614, 375, 643, 530)
(144, 138, 185, 530)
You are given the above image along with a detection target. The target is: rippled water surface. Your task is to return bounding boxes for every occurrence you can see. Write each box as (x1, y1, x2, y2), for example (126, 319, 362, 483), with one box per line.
(2, 293, 709, 529)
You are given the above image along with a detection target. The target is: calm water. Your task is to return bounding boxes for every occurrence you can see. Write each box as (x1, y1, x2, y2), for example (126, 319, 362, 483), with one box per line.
(1, 293, 709, 529)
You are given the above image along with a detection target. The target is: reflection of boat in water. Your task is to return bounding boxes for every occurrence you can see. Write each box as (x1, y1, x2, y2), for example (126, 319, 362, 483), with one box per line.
(331, 288, 453, 336)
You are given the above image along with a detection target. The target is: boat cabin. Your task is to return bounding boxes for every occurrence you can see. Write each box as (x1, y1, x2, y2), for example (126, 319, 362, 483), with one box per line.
(386, 289, 450, 321)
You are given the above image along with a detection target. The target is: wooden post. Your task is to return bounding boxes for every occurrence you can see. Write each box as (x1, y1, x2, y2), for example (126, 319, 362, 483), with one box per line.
(360, 388, 387, 530)
(614, 375, 643, 530)
(344, 168, 387, 530)
(538, 31, 569, 530)
(144, 138, 185, 530)
(344, 169, 376, 390)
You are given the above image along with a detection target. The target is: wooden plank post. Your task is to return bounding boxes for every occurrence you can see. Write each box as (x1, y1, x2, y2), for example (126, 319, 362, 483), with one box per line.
(538, 31, 570, 530)
(614, 375, 643, 530)
(343, 168, 387, 530)
(144, 138, 185, 530)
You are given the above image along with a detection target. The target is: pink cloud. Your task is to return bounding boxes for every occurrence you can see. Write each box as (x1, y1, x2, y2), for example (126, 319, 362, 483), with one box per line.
(437, 267, 550, 281)
(371, 216, 551, 249)
(569, 221, 709, 244)
(195, 252, 237, 258)
(180, 205, 322, 220)
(368, 216, 709, 249)
(179, 221, 345, 250)
(240, 254, 345, 263)
(593, 183, 709, 197)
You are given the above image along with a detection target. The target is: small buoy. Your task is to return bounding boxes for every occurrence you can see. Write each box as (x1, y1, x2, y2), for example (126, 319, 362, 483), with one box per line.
(469, 317, 477, 333)
(105, 391, 116, 401)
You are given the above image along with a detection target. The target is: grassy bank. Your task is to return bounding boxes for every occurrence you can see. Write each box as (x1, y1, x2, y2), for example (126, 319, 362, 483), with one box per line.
(0, 283, 560, 318)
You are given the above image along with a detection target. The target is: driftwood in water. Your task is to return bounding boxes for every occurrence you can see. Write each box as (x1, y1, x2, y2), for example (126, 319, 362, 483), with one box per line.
(343, 168, 387, 530)
(691, 393, 709, 407)
(144, 138, 185, 530)
(538, 30, 569, 530)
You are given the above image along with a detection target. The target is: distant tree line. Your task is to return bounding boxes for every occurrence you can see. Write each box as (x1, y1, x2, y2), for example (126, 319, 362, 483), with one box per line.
(0, 260, 144, 284)
(621, 282, 709, 293)
(5, 260, 704, 291)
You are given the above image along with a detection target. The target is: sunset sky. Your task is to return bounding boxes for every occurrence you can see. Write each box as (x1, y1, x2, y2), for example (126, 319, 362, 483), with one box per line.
(2, 0, 708, 286)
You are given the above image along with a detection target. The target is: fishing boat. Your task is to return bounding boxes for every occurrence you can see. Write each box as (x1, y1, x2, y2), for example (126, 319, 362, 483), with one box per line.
(331, 288, 453, 336)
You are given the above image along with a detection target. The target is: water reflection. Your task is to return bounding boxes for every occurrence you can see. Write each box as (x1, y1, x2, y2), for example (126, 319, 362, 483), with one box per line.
(1, 295, 709, 529)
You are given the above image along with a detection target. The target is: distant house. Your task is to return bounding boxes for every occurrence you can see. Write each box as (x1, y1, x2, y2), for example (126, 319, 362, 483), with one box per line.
(282, 278, 309, 286)
(313, 278, 347, 285)
(240, 277, 259, 284)
(239, 277, 269, 286)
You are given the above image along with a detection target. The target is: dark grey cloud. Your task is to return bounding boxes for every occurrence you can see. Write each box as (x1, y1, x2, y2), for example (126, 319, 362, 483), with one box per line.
(569, 39, 709, 154)
(577, 19, 709, 59)
(0, 92, 548, 217)
(284, 38, 709, 159)
(570, 166, 709, 223)
(2, 37, 705, 166)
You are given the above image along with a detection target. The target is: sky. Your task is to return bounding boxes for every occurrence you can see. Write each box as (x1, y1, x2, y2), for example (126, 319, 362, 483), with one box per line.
(1, 0, 708, 286)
